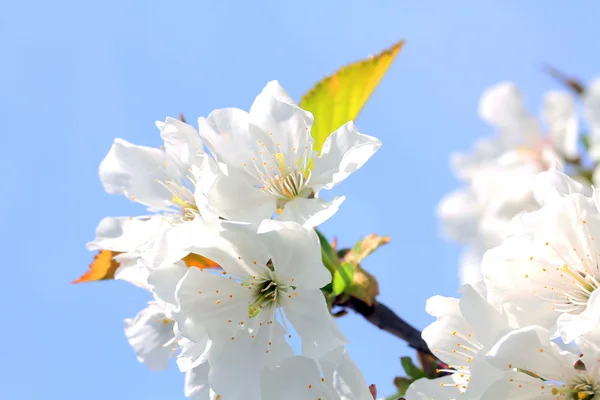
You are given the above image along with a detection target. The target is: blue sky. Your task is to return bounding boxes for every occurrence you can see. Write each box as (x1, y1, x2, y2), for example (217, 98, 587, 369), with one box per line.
(2, 1, 600, 398)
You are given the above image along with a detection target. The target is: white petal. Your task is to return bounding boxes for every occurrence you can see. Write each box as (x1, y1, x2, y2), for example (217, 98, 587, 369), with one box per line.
(542, 91, 578, 159)
(259, 80, 300, 107)
(478, 82, 542, 148)
(533, 167, 588, 205)
(584, 77, 600, 159)
(278, 196, 345, 228)
(422, 296, 477, 367)
(458, 284, 508, 345)
(485, 326, 577, 379)
(480, 369, 552, 400)
(557, 288, 600, 343)
(197, 108, 256, 166)
(173, 267, 253, 341)
(405, 375, 462, 399)
(123, 302, 176, 371)
(458, 247, 484, 286)
(147, 261, 188, 307)
(175, 324, 211, 372)
(190, 154, 221, 212)
(113, 256, 149, 289)
(260, 356, 339, 400)
(281, 288, 348, 359)
(249, 81, 314, 166)
(157, 116, 205, 165)
(437, 188, 482, 244)
(207, 168, 276, 223)
(320, 347, 372, 400)
(208, 324, 294, 400)
(86, 216, 166, 252)
(258, 219, 331, 289)
(184, 362, 211, 400)
(98, 138, 179, 210)
(310, 122, 381, 192)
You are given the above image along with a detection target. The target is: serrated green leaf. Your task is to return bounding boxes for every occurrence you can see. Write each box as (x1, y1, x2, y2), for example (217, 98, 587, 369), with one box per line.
(401, 356, 426, 380)
(299, 40, 405, 152)
(332, 262, 354, 295)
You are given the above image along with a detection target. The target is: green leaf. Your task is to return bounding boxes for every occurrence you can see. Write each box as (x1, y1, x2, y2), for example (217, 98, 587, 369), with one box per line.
(401, 357, 426, 380)
(315, 229, 339, 275)
(299, 40, 405, 152)
(332, 262, 354, 295)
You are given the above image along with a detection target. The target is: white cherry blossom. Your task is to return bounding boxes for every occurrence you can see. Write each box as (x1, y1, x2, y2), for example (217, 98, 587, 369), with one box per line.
(153, 218, 346, 399)
(483, 326, 599, 400)
(483, 169, 600, 343)
(197, 80, 381, 227)
(88, 117, 217, 286)
(405, 285, 510, 399)
(123, 301, 178, 371)
(438, 82, 580, 285)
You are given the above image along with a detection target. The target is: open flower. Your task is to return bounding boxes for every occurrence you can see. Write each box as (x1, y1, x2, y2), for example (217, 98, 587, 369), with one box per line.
(405, 285, 510, 399)
(197, 80, 381, 227)
(483, 326, 599, 399)
(438, 82, 580, 285)
(154, 218, 346, 399)
(88, 117, 217, 285)
(483, 169, 600, 342)
(123, 301, 178, 371)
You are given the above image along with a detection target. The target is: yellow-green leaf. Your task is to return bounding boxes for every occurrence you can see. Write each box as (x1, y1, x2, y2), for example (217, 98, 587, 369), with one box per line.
(332, 262, 354, 295)
(299, 40, 405, 152)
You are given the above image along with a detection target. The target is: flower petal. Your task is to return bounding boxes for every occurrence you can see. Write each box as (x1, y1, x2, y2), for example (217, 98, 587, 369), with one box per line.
(113, 255, 150, 289)
(197, 108, 256, 166)
(310, 121, 381, 192)
(584, 77, 600, 159)
(157, 116, 205, 165)
(99, 138, 179, 210)
(278, 196, 345, 228)
(147, 261, 188, 307)
(257, 219, 331, 289)
(281, 288, 347, 359)
(320, 347, 372, 400)
(485, 326, 577, 379)
(123, 302, 176, 371)
(260, 356, 338, 400)
(207, 168, 276, 224)
(542, 91, 578, 159)
(173, 267, 254, 341)
(533, 167, 588, 206)
(184, 362, 211, 400)
(175, 324, 211, 373)
(208, 324, 293, 400)
(478, 82, 542, 148)
(86, 216, 166, 252)
(405, 375, 463, 399)
(249, 81, 314, 166)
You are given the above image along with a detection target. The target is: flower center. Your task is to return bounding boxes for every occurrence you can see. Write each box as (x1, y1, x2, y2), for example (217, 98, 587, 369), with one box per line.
(242, 139, 313, 200)
(156, 177, 199, 221)
(552, 373, 600, 399)
(550, 264, 600, 313)
(248, 273, 294, 317)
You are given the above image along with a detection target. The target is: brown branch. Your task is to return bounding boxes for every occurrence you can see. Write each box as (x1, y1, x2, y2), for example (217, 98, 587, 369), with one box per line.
(334, 296, 433, 357)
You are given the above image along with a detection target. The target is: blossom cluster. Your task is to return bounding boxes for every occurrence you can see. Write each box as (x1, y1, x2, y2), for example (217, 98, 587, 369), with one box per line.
(405, 80, 600, 399)
(89, 81, 381, 399)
